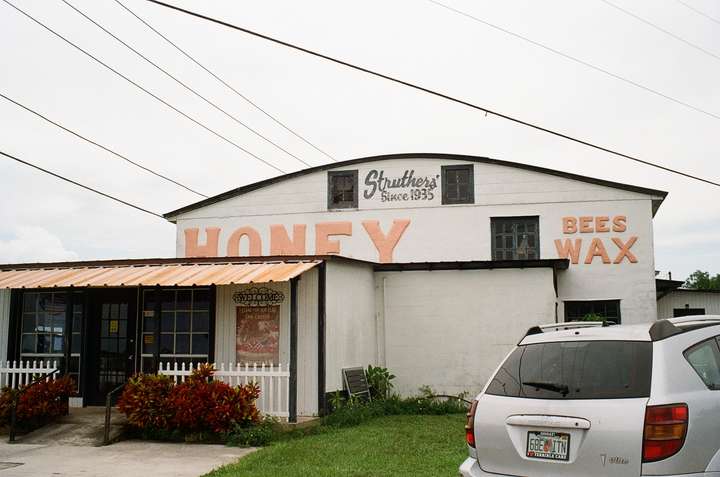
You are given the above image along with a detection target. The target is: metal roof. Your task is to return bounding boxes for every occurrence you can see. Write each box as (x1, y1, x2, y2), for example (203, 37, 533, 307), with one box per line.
(0, 260, 321, 289)
(164, 153, 669, 220)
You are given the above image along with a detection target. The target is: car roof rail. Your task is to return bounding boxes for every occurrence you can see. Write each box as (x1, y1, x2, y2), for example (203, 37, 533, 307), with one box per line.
(523, 321, 610, 340)
(650, 316, 720, 341)
(667, 315, 720, 326)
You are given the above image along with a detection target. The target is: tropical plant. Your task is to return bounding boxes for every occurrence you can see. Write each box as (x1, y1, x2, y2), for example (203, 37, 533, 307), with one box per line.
(366, 365, 395, 399)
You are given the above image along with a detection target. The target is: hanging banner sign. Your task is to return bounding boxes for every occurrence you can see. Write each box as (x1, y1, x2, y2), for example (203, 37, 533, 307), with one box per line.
(236, 305, 280, 364)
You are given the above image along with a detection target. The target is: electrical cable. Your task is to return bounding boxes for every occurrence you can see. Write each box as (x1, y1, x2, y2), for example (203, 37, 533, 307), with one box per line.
(143, 0, 720, 188)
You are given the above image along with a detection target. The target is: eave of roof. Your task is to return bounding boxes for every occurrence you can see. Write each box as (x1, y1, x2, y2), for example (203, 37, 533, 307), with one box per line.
(163, 153, 669, 221)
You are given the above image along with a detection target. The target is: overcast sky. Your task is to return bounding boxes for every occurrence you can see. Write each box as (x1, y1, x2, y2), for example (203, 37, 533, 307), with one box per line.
(1, 0, 719, 280)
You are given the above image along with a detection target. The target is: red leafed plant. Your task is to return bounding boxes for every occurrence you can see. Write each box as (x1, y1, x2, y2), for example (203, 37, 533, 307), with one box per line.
(117, 373, 174, 430)
(118, 364, 260, 435)
(0, 376, 75, 427)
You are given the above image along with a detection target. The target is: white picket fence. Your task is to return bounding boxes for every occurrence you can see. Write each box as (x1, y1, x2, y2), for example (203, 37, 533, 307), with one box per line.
(158, 362, 290, 419)
(0, 360, 58, 389)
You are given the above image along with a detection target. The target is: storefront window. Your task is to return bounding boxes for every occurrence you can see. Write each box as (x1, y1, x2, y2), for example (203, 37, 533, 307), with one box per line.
(141, 288, 210, 372)
(20, 291, 82, 390)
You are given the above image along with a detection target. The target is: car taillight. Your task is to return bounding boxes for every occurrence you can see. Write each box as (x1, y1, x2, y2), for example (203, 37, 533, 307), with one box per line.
(465, 399, 478, 448)
(643, 403, 688, 463)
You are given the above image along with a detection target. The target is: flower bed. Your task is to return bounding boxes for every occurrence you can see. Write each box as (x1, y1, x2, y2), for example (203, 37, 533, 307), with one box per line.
(118, 364, 261, 440)
(0, 376, 75, 432)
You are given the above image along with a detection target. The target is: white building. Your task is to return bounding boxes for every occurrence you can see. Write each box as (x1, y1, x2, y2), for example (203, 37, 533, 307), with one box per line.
(0, 153, 668, 419)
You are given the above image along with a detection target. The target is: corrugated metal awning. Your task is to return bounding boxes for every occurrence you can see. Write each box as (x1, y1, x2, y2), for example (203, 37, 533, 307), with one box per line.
(0, 260, 321, 289)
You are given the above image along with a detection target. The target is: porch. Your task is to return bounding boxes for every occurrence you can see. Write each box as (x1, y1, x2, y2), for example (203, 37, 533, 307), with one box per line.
(0, 257, 327, 422)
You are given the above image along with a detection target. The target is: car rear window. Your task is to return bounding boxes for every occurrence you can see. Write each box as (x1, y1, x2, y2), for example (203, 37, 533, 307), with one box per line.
(486, 340, 652, 399)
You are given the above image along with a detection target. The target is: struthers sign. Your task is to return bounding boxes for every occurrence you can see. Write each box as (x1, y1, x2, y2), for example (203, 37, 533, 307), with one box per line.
(554, 215, 638, 264)
(363, 169, 440, 203)
(183, 220, 411, 263)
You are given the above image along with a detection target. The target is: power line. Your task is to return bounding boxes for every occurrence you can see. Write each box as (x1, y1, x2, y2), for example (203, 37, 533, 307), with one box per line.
(600, 0, 720, 63)
(59, 0, 313, 168)
(1, 91, 208, 198)
(1, 0, 287, 174)
(143, 0, 720, 189)
(428, 0, 720, 122)
(0, 150, 165, 219)
(114, 0, 336, 162)
(675, 0, 720, 27)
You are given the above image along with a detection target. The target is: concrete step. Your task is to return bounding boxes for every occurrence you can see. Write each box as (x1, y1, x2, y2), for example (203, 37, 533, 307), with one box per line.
(15, 407, 126, 446)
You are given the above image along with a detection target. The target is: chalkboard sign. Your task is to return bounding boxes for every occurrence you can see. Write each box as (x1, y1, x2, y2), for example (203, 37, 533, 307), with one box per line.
(342, 367, 371, 400)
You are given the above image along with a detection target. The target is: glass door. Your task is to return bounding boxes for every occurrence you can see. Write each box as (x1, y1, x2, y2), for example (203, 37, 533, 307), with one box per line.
(86, 289, 136, 405)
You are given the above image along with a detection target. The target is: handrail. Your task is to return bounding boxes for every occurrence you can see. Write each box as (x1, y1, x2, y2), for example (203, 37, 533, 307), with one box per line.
(9, 368, 61, 443)
(103, 382, 126, 446)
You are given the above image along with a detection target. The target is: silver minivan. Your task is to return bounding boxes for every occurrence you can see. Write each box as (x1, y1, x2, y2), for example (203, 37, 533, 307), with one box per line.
(460, 316, 720, 477)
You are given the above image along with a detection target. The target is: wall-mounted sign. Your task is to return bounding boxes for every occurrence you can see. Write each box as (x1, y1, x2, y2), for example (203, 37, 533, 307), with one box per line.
(109, 320, 119, 334)
(236, 305, 280, 364)
(554, 215, 638, 265)
(363, 169, 439, 203)
(232, 287, 285, 306)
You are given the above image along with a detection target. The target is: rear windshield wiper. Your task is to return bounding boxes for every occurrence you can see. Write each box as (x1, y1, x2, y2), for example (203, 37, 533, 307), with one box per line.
(522, 381, 570, 395)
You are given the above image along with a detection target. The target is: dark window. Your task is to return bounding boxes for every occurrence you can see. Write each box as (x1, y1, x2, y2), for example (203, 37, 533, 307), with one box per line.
(20, 291, 83, 391)
(684, 337, 720, 390)
(491, 216, 539, 260)
(328, 170, 358, 209)
(486, 340, 653, 399)
(141, 288, 211, 372)
(441, 165, 474, 204)
(674, 307, 706, 318)
(565, 300, 621, 324)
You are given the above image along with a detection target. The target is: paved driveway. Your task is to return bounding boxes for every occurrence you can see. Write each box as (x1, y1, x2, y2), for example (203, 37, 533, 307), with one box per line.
(0, 441, 255, 477)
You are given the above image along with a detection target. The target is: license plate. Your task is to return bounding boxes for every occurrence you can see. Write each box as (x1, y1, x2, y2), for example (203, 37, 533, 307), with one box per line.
(526, 431, 570, 461)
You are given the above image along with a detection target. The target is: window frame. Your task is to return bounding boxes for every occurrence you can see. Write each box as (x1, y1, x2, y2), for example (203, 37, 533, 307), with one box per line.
(327, 170, 359, 209)
(683, 336, 720, 391)
(564, 299, 622, 324)
(441, 164, 474, 205)
(140, 287, 213, 373)
(490, 216, 540, 260)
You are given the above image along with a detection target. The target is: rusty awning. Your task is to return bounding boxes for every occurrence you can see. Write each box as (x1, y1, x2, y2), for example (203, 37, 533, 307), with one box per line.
(0, 259, 321, 289)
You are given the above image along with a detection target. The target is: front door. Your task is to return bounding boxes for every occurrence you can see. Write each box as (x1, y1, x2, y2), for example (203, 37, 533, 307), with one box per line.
(86, 289, 137, 405)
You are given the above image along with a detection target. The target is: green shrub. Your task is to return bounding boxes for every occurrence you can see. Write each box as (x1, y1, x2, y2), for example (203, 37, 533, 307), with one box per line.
(227, 416, 279, 447)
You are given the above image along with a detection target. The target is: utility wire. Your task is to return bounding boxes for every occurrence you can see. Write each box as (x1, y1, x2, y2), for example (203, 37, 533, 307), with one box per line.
(428, 0, 720, 122)
(1, 91, 208, 198)
(59, 0, 312, 168)
(1, 0, 286, 174)
(143, 0, 720, 188)
(0, 150, 165, 219)
(600, 0, 720, 63)
(675, 0, 720, 27)
(114, 0, 336, 162)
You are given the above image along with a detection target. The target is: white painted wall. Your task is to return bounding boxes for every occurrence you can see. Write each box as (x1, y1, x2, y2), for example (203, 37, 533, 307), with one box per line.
(657, 290, 720, 318)
(0, 290, 10, 362)
(214, 275, 319, 417)
(172, 157, 662, 323)
(296, 267, 319, 416)
(324, 260, 377, 392)
(377, 268, 558, 397)
(214, 282, 290, 366)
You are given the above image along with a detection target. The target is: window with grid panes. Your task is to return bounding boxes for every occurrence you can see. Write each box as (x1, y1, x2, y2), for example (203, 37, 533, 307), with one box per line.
(491, 216, 540, 260)
(565, 300, 621, 324)
(141, 288, 210, 372)
(20, 291, 83, 391)
(441, 165, 474, 204)
(327, 170, 358, 209)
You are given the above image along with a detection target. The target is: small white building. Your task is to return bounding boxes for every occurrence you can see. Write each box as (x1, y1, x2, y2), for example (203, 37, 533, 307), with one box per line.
(0, 153, 668, 420)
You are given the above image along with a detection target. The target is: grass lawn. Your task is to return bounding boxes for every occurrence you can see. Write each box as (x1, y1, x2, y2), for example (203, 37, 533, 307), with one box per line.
(206, 414, 467, 477)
